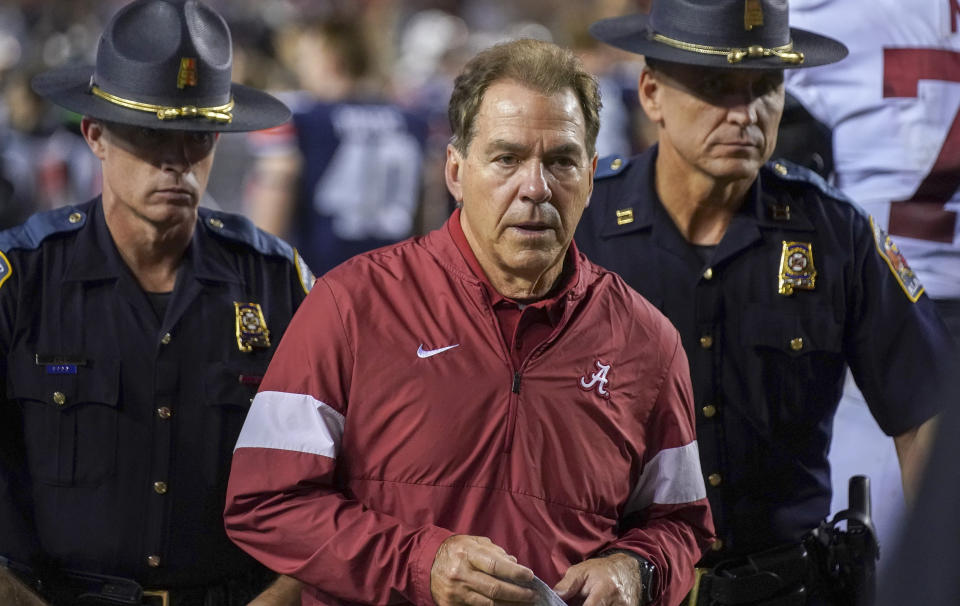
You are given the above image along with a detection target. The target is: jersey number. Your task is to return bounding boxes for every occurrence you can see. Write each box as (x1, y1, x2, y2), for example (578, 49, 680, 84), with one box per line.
(314, 126, 422, 241)
(883, 48, 960, 243)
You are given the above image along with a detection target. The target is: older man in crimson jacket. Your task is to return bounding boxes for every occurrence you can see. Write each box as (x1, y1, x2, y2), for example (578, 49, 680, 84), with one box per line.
(224, 38, 714, 606)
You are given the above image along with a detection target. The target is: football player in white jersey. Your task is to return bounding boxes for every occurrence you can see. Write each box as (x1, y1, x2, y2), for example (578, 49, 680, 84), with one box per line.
(784, 0, 960, 568)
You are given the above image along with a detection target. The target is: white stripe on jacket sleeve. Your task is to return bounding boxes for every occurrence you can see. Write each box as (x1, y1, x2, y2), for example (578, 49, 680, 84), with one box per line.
(234, 390, 345, 458)
(625, 441, 707, 515)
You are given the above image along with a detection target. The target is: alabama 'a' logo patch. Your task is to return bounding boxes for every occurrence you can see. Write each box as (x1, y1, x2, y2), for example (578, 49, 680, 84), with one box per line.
(870, 216, 924, 303)
(579, 360, 611, 399)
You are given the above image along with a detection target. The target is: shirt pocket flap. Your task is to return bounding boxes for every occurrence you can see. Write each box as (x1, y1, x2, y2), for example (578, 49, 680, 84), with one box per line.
(740, 304, 843, 356)
(205, 361, 264, 410)
(7, 355, 120, 410)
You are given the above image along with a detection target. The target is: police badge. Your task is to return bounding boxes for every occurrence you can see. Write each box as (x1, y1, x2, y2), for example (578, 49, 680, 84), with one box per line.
(235, 302, 270, 352)
(778, 241, 816, 295)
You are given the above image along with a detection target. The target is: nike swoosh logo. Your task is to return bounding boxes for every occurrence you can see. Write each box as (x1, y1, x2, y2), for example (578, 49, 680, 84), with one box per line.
(417, 344, 460, 358)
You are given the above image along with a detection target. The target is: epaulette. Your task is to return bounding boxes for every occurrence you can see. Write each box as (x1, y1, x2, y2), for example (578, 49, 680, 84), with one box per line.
(0, 205, 87, 253)
(595, 154, 630, 180)
(200, 207, 315, 293)
(764, 158, 851, 202)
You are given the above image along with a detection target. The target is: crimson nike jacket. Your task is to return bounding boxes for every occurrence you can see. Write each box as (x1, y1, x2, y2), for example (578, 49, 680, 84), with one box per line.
(224, 214, 715, 606)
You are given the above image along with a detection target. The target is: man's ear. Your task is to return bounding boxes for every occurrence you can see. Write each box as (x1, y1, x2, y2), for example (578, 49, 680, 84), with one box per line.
(444, 143, 465, 205)
(80, 118, 107, 161)
(637, 68, 664, 124)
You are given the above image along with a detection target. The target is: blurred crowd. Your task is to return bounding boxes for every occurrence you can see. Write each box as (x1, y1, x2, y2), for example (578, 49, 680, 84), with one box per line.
(0, 0, 653, 241)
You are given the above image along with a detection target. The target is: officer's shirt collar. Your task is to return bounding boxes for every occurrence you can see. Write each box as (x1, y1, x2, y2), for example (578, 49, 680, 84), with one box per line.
(600, 145, 816, 242)
(65, 198, 243, 285)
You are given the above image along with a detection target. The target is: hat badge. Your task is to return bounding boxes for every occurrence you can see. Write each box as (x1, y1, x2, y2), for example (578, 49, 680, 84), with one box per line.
(744, 0, 764, 31)
(177, 57, 198, 89)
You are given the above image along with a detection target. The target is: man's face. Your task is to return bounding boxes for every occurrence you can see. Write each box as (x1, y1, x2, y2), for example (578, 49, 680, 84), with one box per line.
(640, 62, 785, 181)
(445, 79, 597, 289)
(82, 119, 218, 229)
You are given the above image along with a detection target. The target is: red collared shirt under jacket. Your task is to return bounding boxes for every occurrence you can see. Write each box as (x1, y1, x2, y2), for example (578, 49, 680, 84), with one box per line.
(224, 214, 715, 606)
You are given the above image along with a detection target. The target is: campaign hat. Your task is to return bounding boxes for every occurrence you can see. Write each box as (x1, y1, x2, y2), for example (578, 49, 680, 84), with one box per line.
(590, 0, 848, 69)
(32, 0, 290, 132)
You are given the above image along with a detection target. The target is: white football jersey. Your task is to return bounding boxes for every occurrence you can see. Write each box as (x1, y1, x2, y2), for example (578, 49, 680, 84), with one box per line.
(786, 0, 960, 298)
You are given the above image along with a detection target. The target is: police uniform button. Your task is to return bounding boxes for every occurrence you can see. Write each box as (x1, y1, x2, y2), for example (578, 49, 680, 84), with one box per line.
(711, 539, 724, 552)
(774, 163, 788, 176)
(68, 212, 83, 224)
(157, 406, 172, 419)
(703, 267, 713, 280)
(700, 335, 713, 349)
(610, 158, 623, 171)
(153, 481, 168, 495)
(208, 217, 224, 229)
(146, 555, 161, 567)
(160, 332, 172, 345)
(52, 391, 67, 406)
(708, 473, 722, 487)
(790, 337, 804, 351)
(702, 404, 717, 418)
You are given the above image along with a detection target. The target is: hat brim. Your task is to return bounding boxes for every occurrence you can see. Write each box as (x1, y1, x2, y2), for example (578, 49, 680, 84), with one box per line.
(590, 14, 848, 69)
(32, 65, 291, 132)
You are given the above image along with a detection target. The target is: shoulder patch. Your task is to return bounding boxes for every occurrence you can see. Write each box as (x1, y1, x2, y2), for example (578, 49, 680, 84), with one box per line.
(0, 206, 87, 253)
(293, 249, 315, 294)
(200, 208, 315, 293)
(0, 250, 12, 291)
(595, 154, 630, 180)
(869, 216, 924, 302)
(764, 158, 850, 202)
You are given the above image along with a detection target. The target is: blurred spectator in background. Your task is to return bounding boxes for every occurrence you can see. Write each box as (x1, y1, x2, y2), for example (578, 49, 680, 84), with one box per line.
(0, 71, 99, 228)
(247, 13, 430, 276)
(1, 0, 656, 249)
(782, 0, 960, 567)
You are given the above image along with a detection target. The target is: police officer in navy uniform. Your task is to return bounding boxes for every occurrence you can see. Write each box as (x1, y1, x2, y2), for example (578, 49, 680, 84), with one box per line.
(576, 1, 957, 603)
(0, 1, 311, 605)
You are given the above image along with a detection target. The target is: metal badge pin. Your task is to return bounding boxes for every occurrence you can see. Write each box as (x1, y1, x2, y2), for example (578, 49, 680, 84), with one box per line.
(235, 302, 271, 352)
(778, 241, 817, 295)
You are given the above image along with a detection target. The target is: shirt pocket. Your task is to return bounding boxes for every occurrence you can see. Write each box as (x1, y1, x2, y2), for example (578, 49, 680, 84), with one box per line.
(8, 355, 121, 487)
(202, 361, 263, 485)
(740, 304, 846, 436)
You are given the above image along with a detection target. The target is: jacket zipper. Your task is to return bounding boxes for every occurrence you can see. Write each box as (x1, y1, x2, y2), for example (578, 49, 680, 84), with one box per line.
(503, 371, 521, 453)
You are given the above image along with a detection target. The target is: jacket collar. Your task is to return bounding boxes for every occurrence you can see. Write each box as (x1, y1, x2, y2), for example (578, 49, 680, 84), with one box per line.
(426, 209, 590, 304)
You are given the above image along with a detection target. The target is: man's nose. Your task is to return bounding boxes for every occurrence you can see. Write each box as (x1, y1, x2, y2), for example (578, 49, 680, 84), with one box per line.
(520, 160, 551, 203)
(158, 133, 193, 171)
(727, 96, 760, 128)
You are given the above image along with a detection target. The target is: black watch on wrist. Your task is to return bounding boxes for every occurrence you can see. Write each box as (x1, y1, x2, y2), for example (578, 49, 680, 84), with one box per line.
(598, 549, 657, 605)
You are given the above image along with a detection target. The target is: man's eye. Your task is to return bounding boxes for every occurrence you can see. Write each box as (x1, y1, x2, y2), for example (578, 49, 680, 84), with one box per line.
(495, 155, 518, 166)
(138, 127, 163, 140)
(702, 79, 728, 97)
(759, 75, 783, 94)
(552, 157, 577, 169)
(188, 132, 214, 145)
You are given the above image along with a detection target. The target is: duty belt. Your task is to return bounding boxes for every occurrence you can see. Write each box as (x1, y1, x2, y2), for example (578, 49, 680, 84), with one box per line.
(684, 543, 810, 606)
(684, 476, 878, 606)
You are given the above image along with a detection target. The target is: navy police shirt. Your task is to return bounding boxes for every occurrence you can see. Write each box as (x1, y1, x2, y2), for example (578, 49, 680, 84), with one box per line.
(0, 199, 312, 587)
(575, 146, 956, 562)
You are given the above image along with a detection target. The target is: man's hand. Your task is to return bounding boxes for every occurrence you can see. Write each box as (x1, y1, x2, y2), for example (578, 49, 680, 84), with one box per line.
(247, 575, 302, 606)
(430, 534, 538, 606)
(554, 553, 642, 606)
